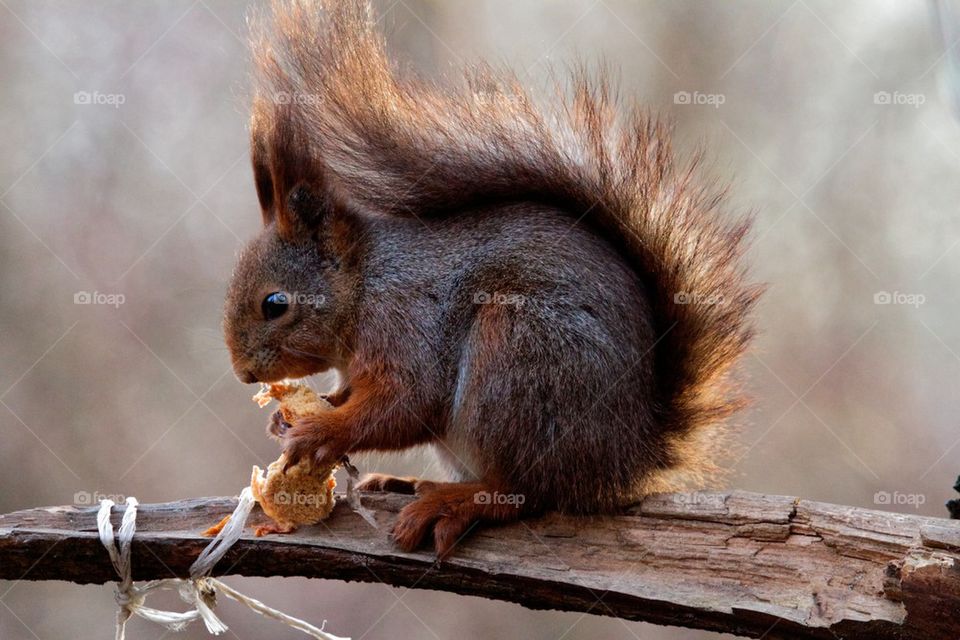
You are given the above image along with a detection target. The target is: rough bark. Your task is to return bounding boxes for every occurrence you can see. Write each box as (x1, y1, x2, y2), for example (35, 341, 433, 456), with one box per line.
(0, 490, 958, 639)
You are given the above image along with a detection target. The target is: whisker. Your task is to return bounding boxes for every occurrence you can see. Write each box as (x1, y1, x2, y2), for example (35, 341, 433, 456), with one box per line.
(187, 347, 230, 354)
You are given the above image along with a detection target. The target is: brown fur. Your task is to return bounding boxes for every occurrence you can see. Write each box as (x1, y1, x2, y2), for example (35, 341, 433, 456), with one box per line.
(222, 0, 761, 557)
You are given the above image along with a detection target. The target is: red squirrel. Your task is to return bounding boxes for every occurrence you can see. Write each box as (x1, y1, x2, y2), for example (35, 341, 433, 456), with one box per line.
(223, 0, 761, 557)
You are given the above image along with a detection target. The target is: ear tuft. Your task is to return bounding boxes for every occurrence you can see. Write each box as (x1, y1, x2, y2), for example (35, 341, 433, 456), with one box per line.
(251, 95, 329, 240)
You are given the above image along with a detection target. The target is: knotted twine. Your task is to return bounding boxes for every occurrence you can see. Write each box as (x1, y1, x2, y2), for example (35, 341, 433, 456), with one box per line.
(97, 490, 349, 640)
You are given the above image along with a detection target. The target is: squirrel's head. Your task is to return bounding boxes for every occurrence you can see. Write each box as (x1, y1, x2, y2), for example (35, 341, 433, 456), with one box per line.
(223, 220, 354, 384)
(224, 99, 361, 384)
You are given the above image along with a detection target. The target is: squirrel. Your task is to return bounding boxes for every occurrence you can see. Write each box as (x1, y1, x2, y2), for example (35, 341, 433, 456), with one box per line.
(223, 0, 761, 558)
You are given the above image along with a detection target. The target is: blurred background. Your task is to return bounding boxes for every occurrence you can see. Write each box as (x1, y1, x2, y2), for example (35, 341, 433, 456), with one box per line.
(1, 0, 959, 638)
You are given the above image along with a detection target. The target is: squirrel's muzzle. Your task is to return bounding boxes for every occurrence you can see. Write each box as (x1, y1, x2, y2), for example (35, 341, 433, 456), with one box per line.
(236, 369, 259, 384)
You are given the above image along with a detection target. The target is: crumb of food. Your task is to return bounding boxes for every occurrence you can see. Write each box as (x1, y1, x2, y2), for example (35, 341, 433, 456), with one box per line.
(202, 514, 232, 537)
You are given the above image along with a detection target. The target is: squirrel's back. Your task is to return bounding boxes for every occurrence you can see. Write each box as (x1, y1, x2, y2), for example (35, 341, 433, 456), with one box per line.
(249, 0, 762, 498)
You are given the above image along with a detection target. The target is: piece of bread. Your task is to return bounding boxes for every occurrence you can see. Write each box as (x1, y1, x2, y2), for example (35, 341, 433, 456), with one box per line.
(251, 383, 338, 534)
(253, 381, 332, 421)
(249, 453, 337, 534)
(203, 382, 338, 537)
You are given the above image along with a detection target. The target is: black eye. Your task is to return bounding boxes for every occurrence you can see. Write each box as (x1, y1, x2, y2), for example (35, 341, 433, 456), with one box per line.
(261, 291, 289, 320)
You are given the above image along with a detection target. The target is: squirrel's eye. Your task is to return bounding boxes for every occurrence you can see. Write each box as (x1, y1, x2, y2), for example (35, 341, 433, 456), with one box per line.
(261, 291, 289, 320)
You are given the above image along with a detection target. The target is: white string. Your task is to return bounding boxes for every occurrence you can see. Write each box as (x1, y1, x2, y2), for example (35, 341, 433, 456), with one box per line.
(190, 488, 257, 578)
(341, 458, 378, 529)
(97, 490, 349, 640)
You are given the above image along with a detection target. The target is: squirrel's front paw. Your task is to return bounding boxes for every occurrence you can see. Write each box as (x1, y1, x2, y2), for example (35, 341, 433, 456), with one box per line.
(280, 416, 348, 470)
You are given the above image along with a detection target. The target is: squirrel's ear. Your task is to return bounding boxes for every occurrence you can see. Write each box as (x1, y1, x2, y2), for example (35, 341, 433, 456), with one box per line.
(251, 101, 329, 240)
(252, 139, 274, 225)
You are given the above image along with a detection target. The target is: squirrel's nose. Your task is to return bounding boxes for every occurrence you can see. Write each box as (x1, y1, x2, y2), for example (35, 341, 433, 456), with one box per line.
(237, 369, 259, 384)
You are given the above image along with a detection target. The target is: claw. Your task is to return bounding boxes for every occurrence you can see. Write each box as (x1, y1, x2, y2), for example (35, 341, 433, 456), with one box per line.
(267, 410, 291, 440)
(278, 416, 348, 471)
(281, 451, 300, 473)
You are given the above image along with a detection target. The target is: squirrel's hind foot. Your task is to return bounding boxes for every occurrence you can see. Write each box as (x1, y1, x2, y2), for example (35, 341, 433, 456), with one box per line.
(391, 481, 525, 559)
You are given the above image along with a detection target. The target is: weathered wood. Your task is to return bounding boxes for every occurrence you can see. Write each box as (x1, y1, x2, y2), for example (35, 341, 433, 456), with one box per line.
(1, 490, 958, 639)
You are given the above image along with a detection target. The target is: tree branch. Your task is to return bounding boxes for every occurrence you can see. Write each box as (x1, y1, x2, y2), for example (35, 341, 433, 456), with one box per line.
(1, 491, 958, 639)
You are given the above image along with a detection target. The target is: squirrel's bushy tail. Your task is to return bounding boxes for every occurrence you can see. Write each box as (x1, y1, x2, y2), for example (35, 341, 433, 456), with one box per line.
(251, 0, 762, 491)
